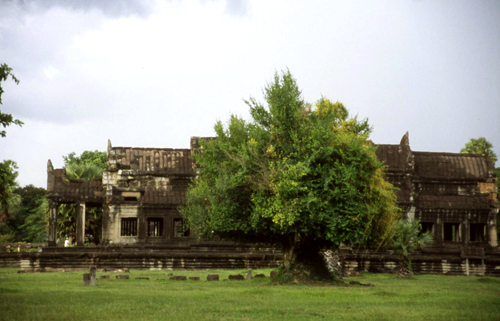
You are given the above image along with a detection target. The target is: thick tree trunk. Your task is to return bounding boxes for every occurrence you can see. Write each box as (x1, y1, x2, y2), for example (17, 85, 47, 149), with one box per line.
(283, 245, 296, 270)
(279, 236, 336, 282)
(398, 258, 413, 278)
(282, 233, 299, 270)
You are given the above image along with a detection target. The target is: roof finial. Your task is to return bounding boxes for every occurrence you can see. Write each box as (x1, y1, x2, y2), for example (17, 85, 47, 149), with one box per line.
(400, 131, 410, 147)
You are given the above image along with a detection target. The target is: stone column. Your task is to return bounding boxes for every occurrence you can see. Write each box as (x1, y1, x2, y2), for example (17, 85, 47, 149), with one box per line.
(138, 207, 146, 241)
(488, 210, 498, 247)
(463, 217, 469, 245)
(435, 216, 443, 246)
(76, 202, 86, 246)
(101, 204, 109, 244)
(48, 200, 58, 247)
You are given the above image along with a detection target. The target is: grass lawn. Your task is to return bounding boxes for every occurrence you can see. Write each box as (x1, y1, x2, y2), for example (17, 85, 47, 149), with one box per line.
(1, 268, 499, 321)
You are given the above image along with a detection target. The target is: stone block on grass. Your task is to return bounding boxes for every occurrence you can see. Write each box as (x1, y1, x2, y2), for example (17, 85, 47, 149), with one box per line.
(207, 274, 219, 281)
(116, 275, 130, 279)
(254, 274, 266, 279)
(170, 276, 187, 280)
(83, 273, 96, 286)
(100, 275, 110, 279)
(270, 271, 277, 279)
(228, 274, 245, 280)
(89, 265, 97, 277)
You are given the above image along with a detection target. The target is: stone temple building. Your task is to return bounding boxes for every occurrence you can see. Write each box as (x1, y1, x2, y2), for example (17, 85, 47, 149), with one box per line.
(46, 133, 498, 249)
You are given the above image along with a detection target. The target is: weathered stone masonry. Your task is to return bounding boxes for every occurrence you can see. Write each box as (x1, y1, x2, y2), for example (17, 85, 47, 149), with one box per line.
(376, 133, 498, 249)
(37, 133, 500, 274)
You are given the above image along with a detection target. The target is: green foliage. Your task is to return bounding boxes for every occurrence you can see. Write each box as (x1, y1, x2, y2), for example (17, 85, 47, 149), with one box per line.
(460, 137, 497, 163)
(21, 197, 48, 242)
(0, 232, 15, 243)
(63, 150, 107, 171)
(181, 71, 400, 271)
(0, 160, 21, 223)
(393, 220, 433, 259)
(496, 167, 500, 194)
(392, 219, 433, 276)
(5, 185, 46, 242)
(0, 63, 23, 138)
(57, 204, 76, 242)
(65, 163, 103, 181)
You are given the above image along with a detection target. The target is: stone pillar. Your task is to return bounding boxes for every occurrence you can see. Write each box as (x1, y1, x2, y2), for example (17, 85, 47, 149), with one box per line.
(76, 202, 86, 246)
(488, 211, 498, 247)
(435, 216, 443, 246)
(463, 217, 469, 245)
(101, 204, 111, 245)
(138, 207, 146, 241)
(48, 200, 58, 247)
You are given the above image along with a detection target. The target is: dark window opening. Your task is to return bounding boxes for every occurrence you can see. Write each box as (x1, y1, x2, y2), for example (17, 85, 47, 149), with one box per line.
(443, 223, 461, 242)
(470, 223, 486, 242)
(121, 218, 137, 236)
(420, 222, 434, 236)
(173, 218, 190, 237)
(147, 218, 163, 237)
(124, 197, 138, 202)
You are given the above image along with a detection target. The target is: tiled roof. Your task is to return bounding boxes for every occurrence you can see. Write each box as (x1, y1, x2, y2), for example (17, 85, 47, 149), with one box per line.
(375, 144, 409, 171)
(413, 152, 490, 180)
(47, 169, 104, 203)
(108, 147, 194, 174)
(416, 195, 491, 210)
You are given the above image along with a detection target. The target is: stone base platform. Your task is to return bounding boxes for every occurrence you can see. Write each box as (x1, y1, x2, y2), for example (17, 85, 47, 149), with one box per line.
(0, 241, 282, 272)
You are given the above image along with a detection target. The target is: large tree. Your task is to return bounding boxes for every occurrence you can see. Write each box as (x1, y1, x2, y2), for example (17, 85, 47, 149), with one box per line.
(460, 137, 497, 163)
(0, 160, 21, 243)
(0, 64, 23, 138)
(6, 185, 46, 242)
(0, 160, 21, 223)
(181, 71, 399, 277)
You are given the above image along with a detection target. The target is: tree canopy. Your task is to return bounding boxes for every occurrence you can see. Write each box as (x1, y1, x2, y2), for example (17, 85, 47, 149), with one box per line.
(460, 137, 497, 163)
(0, 64, 23, 138)
(0, 160, 20, 223)
(63, 150, 107, 171)
(63, 150, 106, 182)
(181, 71, 400, 272)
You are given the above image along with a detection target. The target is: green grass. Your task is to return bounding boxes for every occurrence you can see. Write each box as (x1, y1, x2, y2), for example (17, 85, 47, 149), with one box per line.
(1, 268, 499, 320)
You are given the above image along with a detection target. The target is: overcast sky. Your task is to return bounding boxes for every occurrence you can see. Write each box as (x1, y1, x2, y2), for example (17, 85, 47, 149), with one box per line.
(1, 0, 499, 188)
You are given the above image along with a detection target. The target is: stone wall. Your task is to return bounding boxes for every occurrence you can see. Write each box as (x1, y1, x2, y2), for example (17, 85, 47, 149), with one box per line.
(1, 242, 282, 271)
(343, 247, 500, 277)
